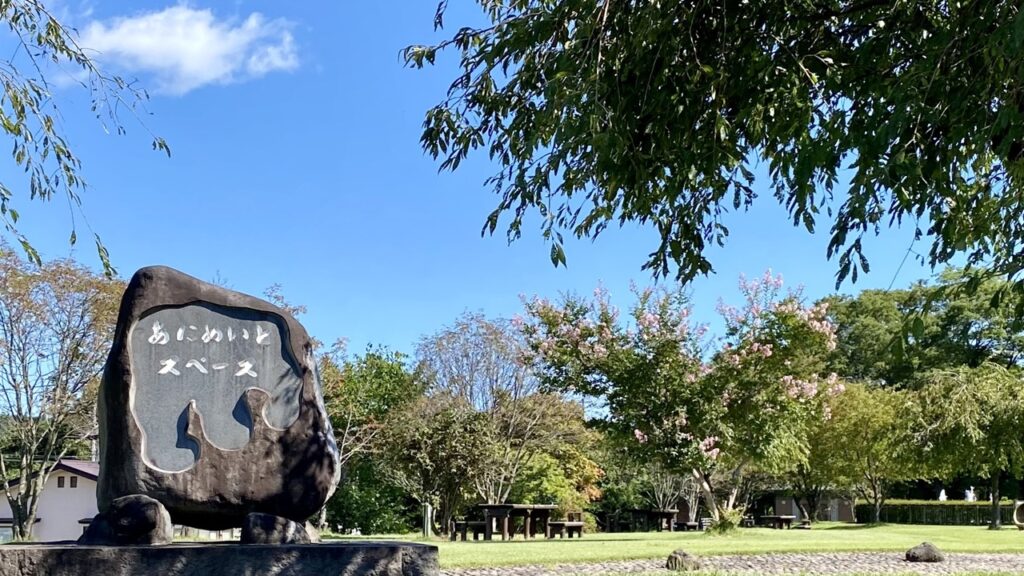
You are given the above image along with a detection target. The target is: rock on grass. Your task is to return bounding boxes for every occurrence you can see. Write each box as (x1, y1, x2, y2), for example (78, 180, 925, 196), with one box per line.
(905, 542, 945, 563)
(666, 549, 701, 571)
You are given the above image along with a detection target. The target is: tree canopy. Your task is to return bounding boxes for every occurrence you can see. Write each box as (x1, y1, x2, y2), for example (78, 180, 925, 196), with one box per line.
(0, 1, 168, 274)
(520, 272, 839, 522)
(825, 268, 1024, 387)
(408, 1, 1024, 287)
(0, 244, 123, 539)
(916, 363, 1024, 529)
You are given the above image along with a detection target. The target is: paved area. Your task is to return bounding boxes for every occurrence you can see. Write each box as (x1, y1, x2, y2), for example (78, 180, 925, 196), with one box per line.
(441, 552, 1024, 575)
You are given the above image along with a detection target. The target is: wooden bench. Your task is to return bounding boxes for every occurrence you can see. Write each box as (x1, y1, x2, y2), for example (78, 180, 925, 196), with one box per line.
(547, 512, 584, 538)
(450, 520, 486, 541)
(674, 521, 701, 531)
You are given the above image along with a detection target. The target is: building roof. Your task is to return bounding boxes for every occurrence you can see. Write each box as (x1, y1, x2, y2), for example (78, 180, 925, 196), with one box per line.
(2, 459, 99, 489)
(54, 459, 99, 481)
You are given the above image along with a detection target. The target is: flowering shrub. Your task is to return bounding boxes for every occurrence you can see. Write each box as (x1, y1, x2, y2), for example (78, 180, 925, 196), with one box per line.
(519, 271, 840, 521)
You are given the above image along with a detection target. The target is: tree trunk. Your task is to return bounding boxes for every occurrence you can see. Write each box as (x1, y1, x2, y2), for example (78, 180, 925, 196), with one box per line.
(11, 492, 33, 541)
(692, 469, 720, 521)
(10, 502, 25, 542)
(725, 486, 741, 512)
(872, 498, 882, 524)
(796, 500, 811, 521)
(990, 473, 1002, 530)
(685, 485, 701, 522)
(805, 490, 822, 523)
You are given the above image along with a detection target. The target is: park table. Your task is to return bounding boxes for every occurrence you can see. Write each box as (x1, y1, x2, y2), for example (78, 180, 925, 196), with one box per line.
(477, 504, 559, 541)
(628, 508, 679, 532)
(761, 514, 797, 529)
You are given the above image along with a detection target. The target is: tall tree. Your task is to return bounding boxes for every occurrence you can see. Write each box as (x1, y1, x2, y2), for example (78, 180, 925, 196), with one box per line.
(916, 363, 1024, 529)
(417, 312, 581, 504)
(641, 462, 697, 515)
(378, 394, 492, 534)
(826, 268, 1024, 389)
(0, 1, 167, 273)
(521, 272, 839, 523)
(924, 269, 1024, 369)
(789, 385, 857, 522)
(0, 246, 122, 539)
(318, 344, 423, 530)
(825, 288, 924, 387)
(409, 1, 1024, 287)
(320, 343, 422, 472)
(825, 382, 917, 523)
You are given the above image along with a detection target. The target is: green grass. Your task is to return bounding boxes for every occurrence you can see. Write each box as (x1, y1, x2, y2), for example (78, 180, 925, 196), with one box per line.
(577, 569, 1024, 573)
(327, 523, 1024, 569)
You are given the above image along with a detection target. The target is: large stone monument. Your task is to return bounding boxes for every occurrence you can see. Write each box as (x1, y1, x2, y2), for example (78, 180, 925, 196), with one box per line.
(93, 265, 340, 533)
(0, 266, 437, 576)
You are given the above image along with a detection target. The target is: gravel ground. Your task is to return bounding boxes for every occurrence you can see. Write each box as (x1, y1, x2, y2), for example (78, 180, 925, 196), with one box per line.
(441, 552, 1024, 575)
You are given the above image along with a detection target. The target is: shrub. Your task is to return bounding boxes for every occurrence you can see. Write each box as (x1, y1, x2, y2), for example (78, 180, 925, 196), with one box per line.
(707, 508, 744, 534)
(853, 500, 1015, 526)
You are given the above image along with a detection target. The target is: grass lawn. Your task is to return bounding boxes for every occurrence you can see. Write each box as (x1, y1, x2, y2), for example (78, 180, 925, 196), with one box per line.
(329, 523, 1024, 568)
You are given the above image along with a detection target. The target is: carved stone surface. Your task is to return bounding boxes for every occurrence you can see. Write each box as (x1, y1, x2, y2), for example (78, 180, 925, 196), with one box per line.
(79, 495, 173, 546)
(0, 543, 439, 576)
(130, 304, 303, 472)
(98, 266, 340, 530)
(241, 513, 310, 545)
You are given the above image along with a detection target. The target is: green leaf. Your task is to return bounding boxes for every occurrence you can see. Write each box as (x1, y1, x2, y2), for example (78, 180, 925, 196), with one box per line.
(990, 288, 1003, 309)
(911, 316, 924, 340)
(549, 243, 566, 268)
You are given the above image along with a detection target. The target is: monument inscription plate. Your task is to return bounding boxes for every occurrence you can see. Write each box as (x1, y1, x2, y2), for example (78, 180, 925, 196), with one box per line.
(129, 304, 303, 472)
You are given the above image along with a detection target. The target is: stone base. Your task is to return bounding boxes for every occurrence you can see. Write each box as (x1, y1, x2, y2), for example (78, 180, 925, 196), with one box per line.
(0, 541, 438, 576)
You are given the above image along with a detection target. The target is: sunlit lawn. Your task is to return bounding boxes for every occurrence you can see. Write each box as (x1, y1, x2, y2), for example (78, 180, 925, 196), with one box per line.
(327, 523, 1024, 568)
(569, 569, 1015, 573)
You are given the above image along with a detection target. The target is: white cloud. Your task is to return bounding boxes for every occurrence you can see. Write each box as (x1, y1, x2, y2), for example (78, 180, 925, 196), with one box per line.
(79, 5, 298, 95)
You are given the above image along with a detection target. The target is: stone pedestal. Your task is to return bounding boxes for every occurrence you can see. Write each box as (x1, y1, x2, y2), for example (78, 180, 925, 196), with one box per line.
(0, 542, 438, 576)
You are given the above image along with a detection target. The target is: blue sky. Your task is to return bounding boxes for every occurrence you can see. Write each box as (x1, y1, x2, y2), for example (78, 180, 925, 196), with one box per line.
(8, 1, 937, 356)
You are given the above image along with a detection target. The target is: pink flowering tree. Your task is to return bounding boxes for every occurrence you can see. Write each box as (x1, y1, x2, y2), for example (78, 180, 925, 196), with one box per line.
(520, 271, 841, 522)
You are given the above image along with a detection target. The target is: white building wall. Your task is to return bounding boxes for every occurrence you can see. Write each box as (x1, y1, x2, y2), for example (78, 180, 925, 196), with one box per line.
(0, 471, 98, 542)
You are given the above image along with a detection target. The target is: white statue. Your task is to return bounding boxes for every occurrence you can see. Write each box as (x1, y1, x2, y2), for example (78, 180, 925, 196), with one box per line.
(938, 489, 947, 501)
(965, 486, 976, 502)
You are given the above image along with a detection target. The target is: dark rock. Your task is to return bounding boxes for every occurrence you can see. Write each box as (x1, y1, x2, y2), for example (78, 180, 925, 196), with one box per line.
(108, 494, 173, 545)
(0, 542, 439, 576)
(906, 542, 945, 563)
(241, 513, 310, 544)
(77, 514, 113, 545)
(666, 549, 701, 571)
(78, 495, 172, 545)
(97, 266, 340, 530)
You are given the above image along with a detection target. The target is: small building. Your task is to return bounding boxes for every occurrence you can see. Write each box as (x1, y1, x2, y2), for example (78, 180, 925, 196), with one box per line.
(0, 459, 247, 542)
(0, 459, 99, 542)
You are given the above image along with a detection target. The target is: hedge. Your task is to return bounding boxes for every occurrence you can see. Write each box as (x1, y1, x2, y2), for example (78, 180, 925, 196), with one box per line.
(854, 500, 1017, 526)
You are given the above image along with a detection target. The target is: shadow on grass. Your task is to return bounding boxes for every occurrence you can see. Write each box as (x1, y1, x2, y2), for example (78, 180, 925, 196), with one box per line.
(816, 523, 881, 531)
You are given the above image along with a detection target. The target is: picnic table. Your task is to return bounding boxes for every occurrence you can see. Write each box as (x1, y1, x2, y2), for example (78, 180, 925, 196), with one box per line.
(628, 509, 679, 532)
(477, 504, 559, 541)
(761, 514, 796, 529)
